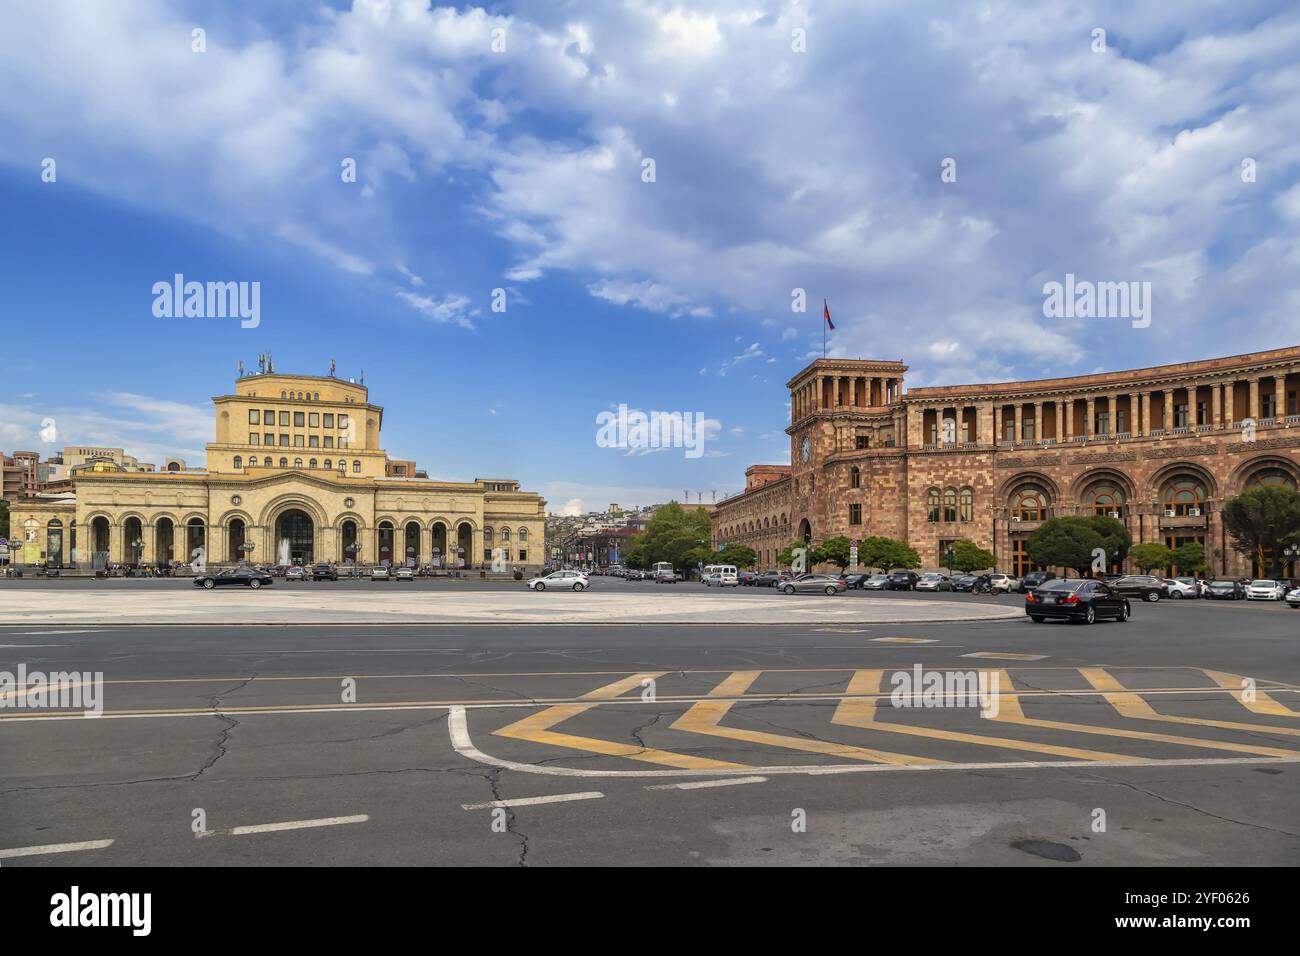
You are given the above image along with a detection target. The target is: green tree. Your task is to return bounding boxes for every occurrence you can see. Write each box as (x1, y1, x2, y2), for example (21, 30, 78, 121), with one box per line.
(717, 543, 757, 569)
(629, 501, 715, 571)
(1025, 516, 1103, 575)
(778, 540, 811, 570)
(812, 536, 852, 570)
(1221, 485, 1300, 575)
(1086, 514, 1132, 568)
(856, 535, 921, 571)
(946, 539, 996, 573)
(1129, 542, 1173, 574)
(1172, 541, 1207, 574)
(682, 545, 718, 572)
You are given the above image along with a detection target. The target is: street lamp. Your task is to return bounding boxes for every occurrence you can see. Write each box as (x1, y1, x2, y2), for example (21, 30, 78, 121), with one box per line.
(240, 541, 256, 566)
(131, 538, 143, 569)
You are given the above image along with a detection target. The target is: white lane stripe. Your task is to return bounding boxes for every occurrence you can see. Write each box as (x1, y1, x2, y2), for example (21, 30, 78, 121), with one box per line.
(197, 815, 369, 838)
(11, 630, 102, 635)
(646, 776, 769, 791)
(0, 839, 114, 859)
(461, 792, 604, 811)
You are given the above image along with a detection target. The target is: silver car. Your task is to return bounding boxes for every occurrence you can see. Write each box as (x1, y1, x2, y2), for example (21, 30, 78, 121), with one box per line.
(780, 574, 847, 595)
(528, 570, 589, 591)
(915, 573, 951, 592)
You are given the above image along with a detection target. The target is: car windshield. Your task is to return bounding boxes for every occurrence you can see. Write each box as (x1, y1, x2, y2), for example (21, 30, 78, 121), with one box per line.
(1251, 580, 1274, 587)
(1039, 580, 1083, 591)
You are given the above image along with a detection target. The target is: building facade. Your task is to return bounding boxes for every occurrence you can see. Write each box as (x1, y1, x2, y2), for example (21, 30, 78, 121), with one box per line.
(8, 371, 545, 570)
(713, 347, 1300, 578)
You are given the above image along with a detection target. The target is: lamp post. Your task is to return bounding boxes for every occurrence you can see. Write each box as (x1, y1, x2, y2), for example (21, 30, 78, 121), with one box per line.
(131, 538, 143, 569)
(240, 541, 256, 566)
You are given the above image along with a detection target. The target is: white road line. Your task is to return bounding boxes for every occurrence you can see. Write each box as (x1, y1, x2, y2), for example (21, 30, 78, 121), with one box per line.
(198, 814, 369, 838)
(10, 630, 102, 635)
(646, 776, 769, 790)
(0, 838, 114, 859)
(461, 791, 604, 811)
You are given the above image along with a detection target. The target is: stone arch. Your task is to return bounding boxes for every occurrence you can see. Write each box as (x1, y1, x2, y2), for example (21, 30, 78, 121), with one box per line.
(1229, 455, 1300, 495)
(1145, 461, 1219, 504)
(995, 470, 1062, 504)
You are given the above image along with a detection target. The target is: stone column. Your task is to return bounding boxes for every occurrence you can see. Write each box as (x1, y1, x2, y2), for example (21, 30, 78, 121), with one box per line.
(1224, 381, 1235, 425)
(1164, 390, 1174, 432)
(1085, 397, 1095, 438)
(1055, 401, 1064, 442)
(993, 406, 1003, 446)
(142, 525, 156, 566)
(847, 377, 856, 407)
(1249, 378, 1260, 420)
(1063, 399, 1074, 439)
(1211, 381, 1222, 428)
(1013, 404, 1022, 444)
(1275, 374, 1287, 419)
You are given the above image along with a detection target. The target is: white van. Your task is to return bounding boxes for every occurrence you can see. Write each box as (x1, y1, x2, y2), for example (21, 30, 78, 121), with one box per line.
(703, 564, 740, 587)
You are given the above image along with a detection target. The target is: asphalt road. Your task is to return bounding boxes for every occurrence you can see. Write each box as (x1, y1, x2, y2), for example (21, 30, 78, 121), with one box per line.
(1, 586, 1297, 866)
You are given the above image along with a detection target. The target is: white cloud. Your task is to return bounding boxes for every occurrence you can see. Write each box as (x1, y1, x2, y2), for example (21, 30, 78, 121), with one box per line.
(396, 291, 475, 330)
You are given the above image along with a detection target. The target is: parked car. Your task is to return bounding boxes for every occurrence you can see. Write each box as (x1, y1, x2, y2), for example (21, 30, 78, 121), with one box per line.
(739, 570, 758, 586)
(754, 570, 790, 587)
(843, 573, 869, 589)
(1205, 579, 1246, 600)
(885, 570, 920, 591)
(1025, 578, 1131, 624)
(988, 574, 1019, 593)
(1111, 574, 1169, 602)
(1173, 576, 1204, 597)
(284, 565, 306, 581)
(702, 564, 740, 587)
(371, 566, 390, 581)
(950, 574, 977, 592)
(862, 573, 890, 590)
(394, 566, 415, 581)
(780, 573, 847, 595)
(1018, 571, 1057, 593)
(1163, 578, 1199, 599)
(194, 567, 274, 589)
(915, 572, 952, 592)
(528, 569, 589, 591)
(1246, 579, 1286, 601)
(310, 563, 338, 582)
(625, 569, 644, 581)
(1286, 587, 1300, 609)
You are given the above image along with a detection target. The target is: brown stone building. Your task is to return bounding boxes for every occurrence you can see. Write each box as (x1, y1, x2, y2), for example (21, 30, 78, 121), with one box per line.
(713, 347, 1300, 578)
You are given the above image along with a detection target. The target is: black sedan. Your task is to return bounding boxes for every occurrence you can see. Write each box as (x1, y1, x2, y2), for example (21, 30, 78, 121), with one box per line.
(194, 568, 274, 589)
(842, 573, 869, 589)
(1018, 570, 1057, 593)
(1026, 578, 1130, 624)
(885, 570, 919, 591)
(1205, 579, 1246, 600)
(950, 574, 978, 592)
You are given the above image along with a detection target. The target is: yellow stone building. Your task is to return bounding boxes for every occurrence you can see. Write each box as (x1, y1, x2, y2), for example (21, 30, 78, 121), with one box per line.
(8, 371, 546, 570)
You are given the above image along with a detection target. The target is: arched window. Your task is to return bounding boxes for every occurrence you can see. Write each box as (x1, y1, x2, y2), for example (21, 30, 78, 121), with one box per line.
(850, 466, 860, 489)
(959, 488, 973, 522)
(1084, 481, 1126, 516)
(352, 460, 360, 473)
(1012, 485, 1049, 521)
(281, 390, 286, 398)
(1248, 467, 1297, 490)
(1162, 478, 1206, 516)
(926, 488, 940, 523)
(519, 528, 527, 542)
(324, 459, 332, 471)
(943, 488, 957, 522)
(293, 457, 303, 468)
(279, 457, 288, 468)
(264, 457, 272, 467)
(502, 528, 510, 542)
(233, 456, 242, 469)
(484, 527, 493, 543)
(309, 459, 317, 469)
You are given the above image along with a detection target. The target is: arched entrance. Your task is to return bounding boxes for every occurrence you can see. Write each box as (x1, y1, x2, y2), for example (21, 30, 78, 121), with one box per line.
(46, 519, 64, 568)
(275, 509, 314, 565)
(155, 518, 175, 566)
(432, 522, 448, 568)
(185, 518, 206, 564)
(228, 519, 246, 563)
(123, 516, 144, 567)
(456, 522, 473, 569)
(340, 520, 359, 564)
(403, 521, 421, 567)
(377, 521, 394, 565)
(91, 516, 110, 570)
(797, 519, 812, 545)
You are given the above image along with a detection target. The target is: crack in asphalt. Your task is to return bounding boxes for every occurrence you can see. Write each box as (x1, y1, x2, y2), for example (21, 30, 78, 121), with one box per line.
(1081, 772, 1300, 839)
(190, 673, 256, 781)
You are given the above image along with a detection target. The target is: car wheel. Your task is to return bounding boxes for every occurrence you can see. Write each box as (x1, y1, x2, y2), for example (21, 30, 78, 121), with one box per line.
(1083, 605, 1095, 625)
(249, 579, 262, 589)
(1030, 615, 1045, 623)
(782, 585, 795, 594)
(1170, 590, 1182, 599)
(825, 585, 836, 595)
(1146, 591, 1160, 602)
(1117, 602, 1130, 622)
(535, 583, 545, 591)
(573, 582, 585, 592)
(202, 579, 215, 589)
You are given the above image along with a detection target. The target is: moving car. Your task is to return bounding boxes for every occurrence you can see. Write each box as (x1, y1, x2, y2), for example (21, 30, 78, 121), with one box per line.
(311, 563, 338, 582)
(885, 570, 919, 591)
(1111, 575, 1169, 602)
(528, 569, 589, 591)
(988, 573, 1019, 593)
(1246, 579, 1286, 601)
(1025, 578, 1131, 624)
(781, 573, 847, 595)
(1205, 579, 1246, 600)
(371, 566, 390, 581)
(194, 568, 274, 589)
(915, 572, 951, 592)
(862, 573, 890, 590)
(284, 565, 306, 581)
(394, 566, 415, 581)
(1018, 571, 1057, 593)
(1287, 587, 1300, 609)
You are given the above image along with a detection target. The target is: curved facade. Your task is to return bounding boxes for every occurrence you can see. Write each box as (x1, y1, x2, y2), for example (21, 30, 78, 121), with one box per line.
(713, 347, 1300, 577)
(9, 371, 545, 570)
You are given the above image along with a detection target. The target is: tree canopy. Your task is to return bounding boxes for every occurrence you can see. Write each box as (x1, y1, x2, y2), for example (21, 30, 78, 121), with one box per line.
(1221, 485, 1300, 575)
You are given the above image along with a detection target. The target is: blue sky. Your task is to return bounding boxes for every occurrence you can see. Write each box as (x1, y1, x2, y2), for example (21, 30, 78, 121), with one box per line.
(1, 0, 1298, 513)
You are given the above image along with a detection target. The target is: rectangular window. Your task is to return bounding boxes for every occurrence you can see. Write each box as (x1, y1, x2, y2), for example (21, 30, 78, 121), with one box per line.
(279, 411, 289, 426)
(309, 435, 319, 448)
(484, 549, 493, 562)
(294, 412, 305, 427)
(248, 410, 260, 425)
(519, 549, 527, 562)
(294, 435, 305, 447)
(309, 412, 319, 427)
(324, 436, 334, 448)
(848, 503, 862, 525)
(339, 414, 349, 431)
(279, 434, 290, 447)
(264, 409, 274, 423)
(855, 435, 869, 449)
(1174, 403, 1189, 428)
(249, 433, 260, 445)
(323, 413, 334, 428)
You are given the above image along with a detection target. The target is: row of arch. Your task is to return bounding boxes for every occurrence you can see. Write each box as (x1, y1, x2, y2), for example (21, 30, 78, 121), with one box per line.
(232, 456, 361, 472)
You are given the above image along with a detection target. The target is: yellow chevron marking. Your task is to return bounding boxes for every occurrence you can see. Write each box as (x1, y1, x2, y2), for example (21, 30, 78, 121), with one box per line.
(986, 669, 1300, 759)
(493, 672, 749, 770)
(671, 671, 945, 765)
(831, 670, 1138, 762)
(1202, 670, 1300, 717)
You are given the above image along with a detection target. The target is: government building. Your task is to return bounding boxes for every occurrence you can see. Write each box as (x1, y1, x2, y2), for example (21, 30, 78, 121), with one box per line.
(712, 347, 1300, 579)
(7, 369, 546, 571)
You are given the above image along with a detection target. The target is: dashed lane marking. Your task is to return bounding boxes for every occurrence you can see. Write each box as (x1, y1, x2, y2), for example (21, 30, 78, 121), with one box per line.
(871, 637, 940, 644)
(646, 776, 769, 790)
(197, 814, 369, 838)
(0, 839, 114, 859)
(461, 792, 604, 810)
(962, 652, 1049, 661)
